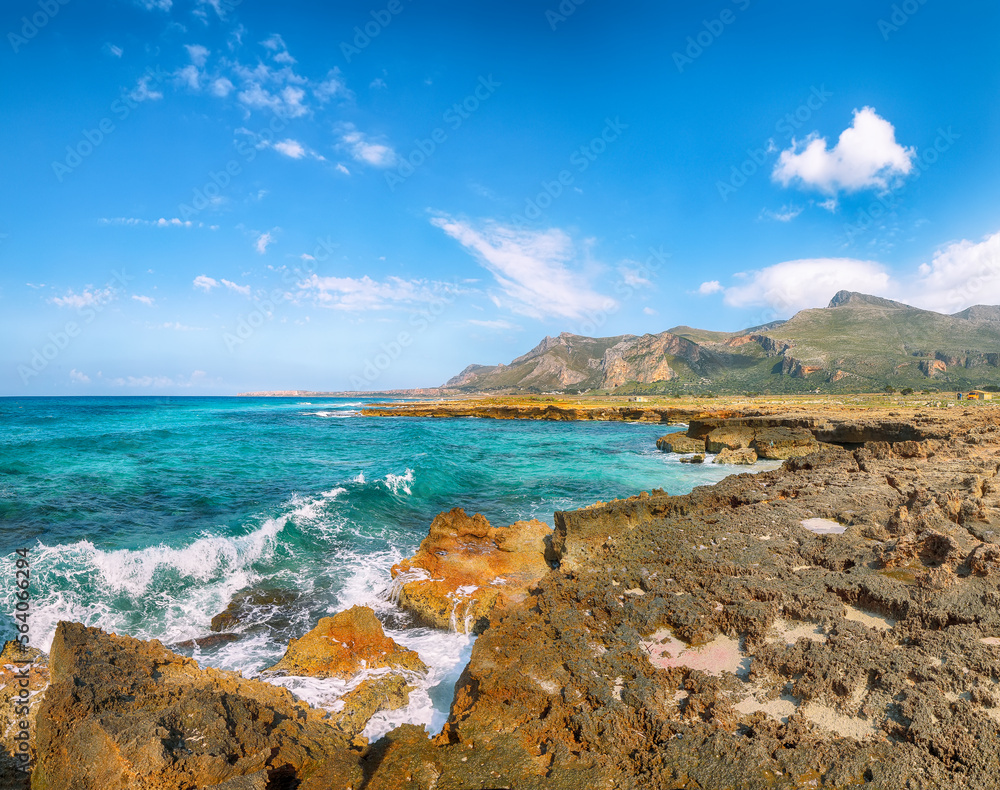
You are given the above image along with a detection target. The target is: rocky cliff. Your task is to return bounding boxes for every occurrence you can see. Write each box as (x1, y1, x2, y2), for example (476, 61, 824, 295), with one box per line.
(443, 292, 1000, 394)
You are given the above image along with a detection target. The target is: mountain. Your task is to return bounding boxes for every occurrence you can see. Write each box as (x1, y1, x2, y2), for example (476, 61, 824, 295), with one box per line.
(443, 292, 1000, 394)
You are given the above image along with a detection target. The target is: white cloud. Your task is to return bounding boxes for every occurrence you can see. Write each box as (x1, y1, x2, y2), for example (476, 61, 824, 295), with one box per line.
(108, 370, 207, 389)
(177, 64, 201, 90)
(315, 69, 348, 102)
(469, 319, 520, 330)
(261, 34, 287, 51)
(273, 139, 305, 158)
(130, 75, 164, 102)
(722, 258, 893, 315)
(773, 107, 915, 193)
(193, 275, 219, 292)
(104, 43, 124, 58)
(619, 263, 652, 288)
(99, 217, 211, 228)
(907, 231, 1000, 314)
(431, 215, 616, 320)
(336, 163, 350, 176)
(136, 0, 171, 10)
(297, 274, 451, 312)
(255, 231, 275, 254)
(760, 205, 803, 222)
(370, 77, 387, 89)
(338, 123, 396, 167)
(69, 369, 91, 384)
(643, 307, 657, 315)
(698, 280, 723, 295)
(51, 287, 117, 309)
(197, 0, 228, 18)
(210, 77, 234, 97)
(221, 279, 251, 296)
(185, 44, 210, 67)
(818, 198, 839, 213)
(132, 294, 155, 306)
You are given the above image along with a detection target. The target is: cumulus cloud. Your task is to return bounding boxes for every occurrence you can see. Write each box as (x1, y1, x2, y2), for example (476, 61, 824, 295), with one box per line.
(430, 215, 616, 320)
(69, 369, 91, 384)
(177, 65, 201, 90)
(130, 74, 164, 102)
(273, 139, 306, 159)
(698, 280, 723, 295)
(337, 123, 396, 167)
(907, 231, 1000, 314)
(193, 275, 218, 292)
(719, 259, 893, 315)
(773, 107, 914, 193)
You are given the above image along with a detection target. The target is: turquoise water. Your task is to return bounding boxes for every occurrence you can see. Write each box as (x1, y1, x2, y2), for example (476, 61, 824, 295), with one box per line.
(0, 396, 743, 735)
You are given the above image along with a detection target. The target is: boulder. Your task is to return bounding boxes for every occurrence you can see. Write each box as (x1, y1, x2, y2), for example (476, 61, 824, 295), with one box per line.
(210, 587, 300, 632)
(0, 641, 48, 789)
(32, 622, 362, 790)
(705, 426, 755, 453)
(679, 454, 705, 464)
(335, 675, 411, 737)
(751, 426, 819, 459)
(656, 433, 705, 453)
(266, 605, 426, 679)
(714, 447, 757, 465)
(390, 508, 551, 635)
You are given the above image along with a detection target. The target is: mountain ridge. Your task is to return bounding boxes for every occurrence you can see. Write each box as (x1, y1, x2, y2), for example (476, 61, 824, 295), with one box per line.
(444, 293, 1000, 394)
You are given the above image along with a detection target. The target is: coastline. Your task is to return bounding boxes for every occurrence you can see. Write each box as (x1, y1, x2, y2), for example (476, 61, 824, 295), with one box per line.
(7, 400, 1000, 787)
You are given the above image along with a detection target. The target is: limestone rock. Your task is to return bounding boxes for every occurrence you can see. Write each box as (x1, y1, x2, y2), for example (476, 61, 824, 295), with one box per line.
(335, 675, 411, 737)
(390, 508, 551, 635)
(679, 454, 705, 464)
(714, 447, 757, 465)
(751, 426, 819, 459)
(656, 433, 705, 453)
(210, 587, 300, 632)
(32, 622, 360, 790)
(705, 426, 755, 452)
(0, 641, 48, 788)
(266, 605, 426, 679)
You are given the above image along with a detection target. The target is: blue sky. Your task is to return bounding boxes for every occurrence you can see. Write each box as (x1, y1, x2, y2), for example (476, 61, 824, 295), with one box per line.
(2, 0, 999, 394)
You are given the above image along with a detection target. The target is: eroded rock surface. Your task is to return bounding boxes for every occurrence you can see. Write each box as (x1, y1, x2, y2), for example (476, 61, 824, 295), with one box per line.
(0, 641, 47, 790)
(266, 605, 426, 679)
(32, 622, 361, 790)
(390, 508, 551, 634)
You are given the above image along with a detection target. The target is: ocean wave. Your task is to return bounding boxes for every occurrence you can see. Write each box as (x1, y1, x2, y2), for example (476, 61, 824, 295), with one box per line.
(382, 468, 415, 495)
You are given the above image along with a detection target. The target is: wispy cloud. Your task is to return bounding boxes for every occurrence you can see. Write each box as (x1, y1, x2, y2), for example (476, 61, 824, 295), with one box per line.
(255, 231, 275, 254)
(99, 217, 217, 229)
(430, 215, 615, 320)
(297, 274, 453, 311)
(132, 294, 155, 306)
(337, 123, 396, 167)
(104, 43, 123, 58)
(50, 287, 117, 309)
(773, 107, 915, 194)
(469, 319, 520, 330)
(760, 205, 804, 222)
(221, 279, 251, 296)
(193, 275, 219, 292)
(185, 44, 210, 67)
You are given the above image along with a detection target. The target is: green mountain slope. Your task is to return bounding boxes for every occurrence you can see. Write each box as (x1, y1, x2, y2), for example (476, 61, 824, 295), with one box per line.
(443, 292, 1000, 394)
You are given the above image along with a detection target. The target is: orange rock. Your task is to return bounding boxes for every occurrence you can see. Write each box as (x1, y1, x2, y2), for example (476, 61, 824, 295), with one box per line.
(390, 508, 551, 634)
(267, 605, 426, 678)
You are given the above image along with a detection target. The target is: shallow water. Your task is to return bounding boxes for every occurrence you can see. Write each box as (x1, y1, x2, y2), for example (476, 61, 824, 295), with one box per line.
(0, 396, 748, 736)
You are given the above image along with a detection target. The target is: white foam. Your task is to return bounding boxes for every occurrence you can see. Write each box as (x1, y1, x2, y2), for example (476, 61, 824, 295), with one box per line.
(383, 469, 414, 495)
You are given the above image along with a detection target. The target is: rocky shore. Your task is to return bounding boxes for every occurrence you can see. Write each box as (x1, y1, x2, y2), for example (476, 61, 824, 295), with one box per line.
(7, 403, 1000, 788)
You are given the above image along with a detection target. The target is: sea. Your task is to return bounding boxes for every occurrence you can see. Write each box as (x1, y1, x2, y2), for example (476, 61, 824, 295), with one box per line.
(0, 396, 754, 739)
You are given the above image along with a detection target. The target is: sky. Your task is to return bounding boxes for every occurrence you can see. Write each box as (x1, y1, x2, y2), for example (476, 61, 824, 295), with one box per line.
(2, 0, 999, 395)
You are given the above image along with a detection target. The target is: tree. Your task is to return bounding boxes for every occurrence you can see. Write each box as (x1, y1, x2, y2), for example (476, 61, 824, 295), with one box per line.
(901, 387, 914, 395)
(884, 385, 896, 394)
